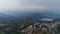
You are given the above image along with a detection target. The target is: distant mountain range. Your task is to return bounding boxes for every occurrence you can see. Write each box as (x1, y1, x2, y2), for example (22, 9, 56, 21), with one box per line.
(0, 10, 60, 23)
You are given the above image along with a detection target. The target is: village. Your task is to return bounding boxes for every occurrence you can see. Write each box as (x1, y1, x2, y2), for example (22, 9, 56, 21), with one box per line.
(0, 18, 60, 34)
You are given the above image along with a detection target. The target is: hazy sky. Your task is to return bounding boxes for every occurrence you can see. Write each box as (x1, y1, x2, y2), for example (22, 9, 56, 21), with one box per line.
(0, 0, 60, 12)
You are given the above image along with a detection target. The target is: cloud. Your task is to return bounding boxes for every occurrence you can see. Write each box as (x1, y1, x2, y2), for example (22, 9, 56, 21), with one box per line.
(9, 5, 46, 10)
(22, 5, 45, 10)
(0, 0, 47, 11)
(0, 0, 59, 11)
(0, 0, 60, 15)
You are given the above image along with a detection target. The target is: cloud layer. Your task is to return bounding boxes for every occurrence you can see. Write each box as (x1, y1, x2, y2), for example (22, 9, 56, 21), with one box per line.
(0, 0, 47, 10)
(0, 0, 60, 11)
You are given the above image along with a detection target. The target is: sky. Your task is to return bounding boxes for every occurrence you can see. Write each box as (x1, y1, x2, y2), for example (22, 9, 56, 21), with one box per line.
(0, 0, 60, 13)
(0, 0, 46, 10)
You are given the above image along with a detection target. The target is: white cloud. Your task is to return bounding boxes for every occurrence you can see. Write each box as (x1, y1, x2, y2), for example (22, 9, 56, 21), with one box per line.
(0, 0, 59, 11)
(20, 5, 46, 9)
(0, 0, 59, 15)
(0, 0, 46, 10)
